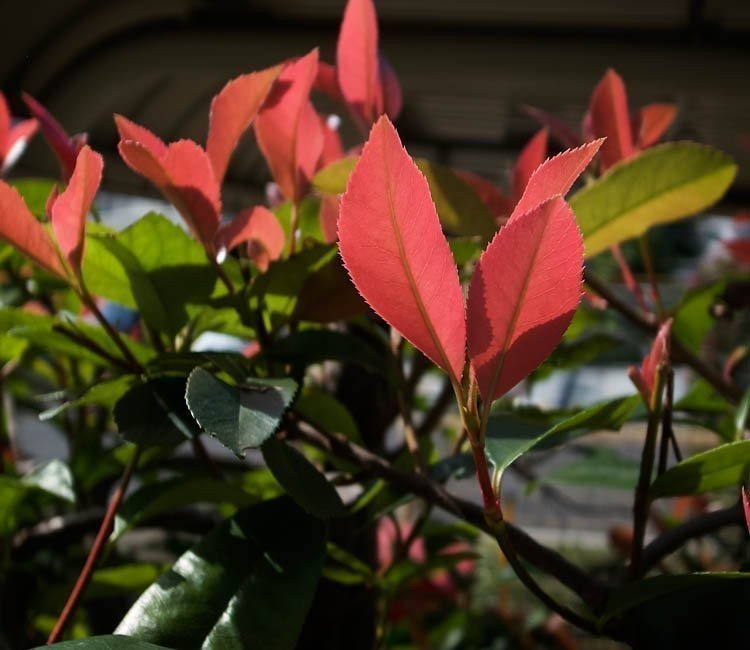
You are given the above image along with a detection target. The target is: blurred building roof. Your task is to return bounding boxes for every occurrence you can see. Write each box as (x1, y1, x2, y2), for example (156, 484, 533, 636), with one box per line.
(3, 0, 749, 208)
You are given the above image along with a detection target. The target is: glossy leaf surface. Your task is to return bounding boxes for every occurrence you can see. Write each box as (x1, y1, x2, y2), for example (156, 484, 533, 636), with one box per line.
(338, 117, 466, 381)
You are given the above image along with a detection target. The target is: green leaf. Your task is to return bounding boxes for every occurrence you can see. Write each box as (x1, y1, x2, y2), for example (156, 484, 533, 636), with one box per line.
(185, 368, 297, 457)
(114, 377, 201, 446)
(539, 447, 640, 491)
(674, 378, 733, 414)
(735, 388, 750, 439)
(532, 332, 622, 380)
(571, 143, 737, 257)
(295, 386, 361, 442)
(262, 438, 344, 518)
(36, 634, 171, 649)
(292, 253, 365, 324)
(649, 439, 750, 499)
(9, 178, 57, 217)
(22, 459, 75, 502)
(40, 375, 136, 421)
(600, 573, 750, 648)
(113, 476, 258, 541)
(485, 395, 640, 476)
(671, 280, 725, 353)
(115, 498, 327, 650)
(87, 564, 167, 600)
(313, 157, 497, 238)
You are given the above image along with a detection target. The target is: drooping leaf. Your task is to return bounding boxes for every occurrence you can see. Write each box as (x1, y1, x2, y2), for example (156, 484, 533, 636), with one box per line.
(115, 116, 221, 250)
(588, 68, 636, 171)
(649, 440, 750, 499)
(214, 206, 285, 271)
(512, 128, 548, 204)
(36, 635, 171, 649)
(635, 102, 677, 148)
(467, 197, 583, 402)
(337, 0, 381, 126)
(49, 145, 102, 273)
(185, 367, 297, 457)
(0, 93, 37, 172)
(571, 142, 737, 257)
(509, 139, 603, 221)
(206, 65, 282, 184)
(0, 182, 65, 278)
(338, 116, 466, 383)
(254, 50, 323, 203)
(671, 280, 725, 353)
(115, 499, 326, 650)
(114, 377, 201, 447)
(262, 437, 344, 518)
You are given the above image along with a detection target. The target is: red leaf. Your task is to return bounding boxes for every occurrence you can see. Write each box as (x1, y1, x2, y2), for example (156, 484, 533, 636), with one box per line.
(49, 145, 103, 274)
(338, 116, 466, 382)
(742, 486, 750, 536)
(510, 139, 603, 222)
(522, 105, 582, 149)
(319, 114, 345, 168)
(214, 205, 285, 271)
(455, 170, 513, 225)
(255, 50, 323, 203)
(337, 0, 380, 126)
(635, 103, 677, 148)
(0, 182, 65, 278)
(588, 69, 636, 171)
(378, 55, 403, 120)
(22, 93, 86, 181)
(206, 64, 282, 185)
(634, 318, 672, 402)
(319, 194, 340, 244)
(116, 116, 221, 250)
(314, 61, 344, 105)
(0, 94, 38, 173)
(467, 197, 583, 401)
(512, 128, 548, 205)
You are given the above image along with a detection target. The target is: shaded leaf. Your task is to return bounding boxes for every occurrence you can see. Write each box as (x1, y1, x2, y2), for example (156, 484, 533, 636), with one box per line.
(571, 142, 737, 257)
(36, 636, 170, 649)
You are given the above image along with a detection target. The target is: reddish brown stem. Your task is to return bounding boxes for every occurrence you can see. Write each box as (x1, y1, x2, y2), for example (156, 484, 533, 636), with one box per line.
(470, 440, 503, 525)
(610, 244, 649, 313)
(47, 448, 141, 644)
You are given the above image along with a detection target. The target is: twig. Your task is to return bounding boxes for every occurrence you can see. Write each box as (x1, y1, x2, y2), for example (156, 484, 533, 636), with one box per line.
(637, 235, 663, 316)
(657, 368, 676, 476)
(192, 437, 223, 481)
(610, 244, 648, 313)
(584, 270, 742, 403)
(47, 447, 141, 644)
(390, 331, 425, 474)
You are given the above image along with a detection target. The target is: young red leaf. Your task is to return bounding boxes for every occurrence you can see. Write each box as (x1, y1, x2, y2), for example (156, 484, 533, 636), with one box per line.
(255, 50, 324, 203)
(214, 205, 285, 271)
(0, 182, 65, 278)
(49, 145, 103, 274)
(635, 102, 677, 148)
(522, 105, 582, 149)
(22, 93, 86, 181)
(206, 64, 282, 185)
(512, 128, 548, 205)
(337, 0, 380, 126)
(467, 197, 583, 402)
(589, 69, 635, 171)
(116, 116, 221, 250)
(0, 94, 38, 173)
(319, 114, 345, 168)
(629, 318, 671, 403)
(509, 139, 603, 222)
(338, 116, 466, 382)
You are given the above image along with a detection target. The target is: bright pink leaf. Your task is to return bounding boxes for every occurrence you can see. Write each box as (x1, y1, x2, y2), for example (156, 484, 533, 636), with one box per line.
(319, 114, 345, 168)
(510, 139, 603, 222)
(589, 69, 636, 171)
(214, 205, 285, 271)
(206, 64, 282, 185)
(512, 128, 548, 205)
(49, 145, 103, 274)
(338, 116, 466, 382)
(0, 182, 65, 278)
(314, 61, 344, 104)
(635, 103, 677, 148)
(22, 93, 86, 181)
(467, 197, 583, 401)
(116, 115, 221, 250)
(522, 105, 582, 149)
(0, 94, 38, 173)
(319, 194, 340, 244)
(337, 0, 380, 126)
(455, 170, 513, 225)
(255, 50, 324, 203)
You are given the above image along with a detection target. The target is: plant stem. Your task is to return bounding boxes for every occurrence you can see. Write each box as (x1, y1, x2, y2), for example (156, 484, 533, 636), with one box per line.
(390, 331, 425, 473)
(629, 368, 667, 579)
(638, 234, 663, 316)
(192, 437, 223, 480)
(47, 447, 141, 644)
(610, 244, 649, 312)
(657, 367, 676, 476)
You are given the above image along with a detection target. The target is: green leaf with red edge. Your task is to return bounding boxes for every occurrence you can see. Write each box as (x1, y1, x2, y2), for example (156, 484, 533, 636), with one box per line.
(0, 181, 65, 278)
(49, 145, 102, 273)
(589, 68, 636, 171)
(115, 115, 221, 251)
(635, 102, 677, 148)
(255, 50, 323, 203)
(338, 116, 466, 383)
(509, 139, 603, 221)
(206, 65, 282, 185)
(467, 197, 584, 402)
(512, 128, 548, 204)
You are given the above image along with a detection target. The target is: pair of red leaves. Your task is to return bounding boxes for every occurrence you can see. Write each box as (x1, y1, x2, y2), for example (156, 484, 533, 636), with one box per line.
(339, 117, 602, 401)
(528, 68, 676, 171)
(117, 64, 285, 264)
(0, 145, 102, 280)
